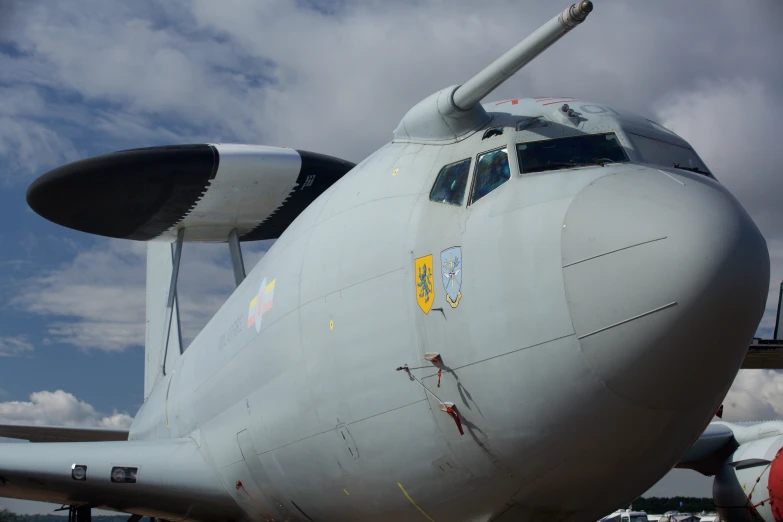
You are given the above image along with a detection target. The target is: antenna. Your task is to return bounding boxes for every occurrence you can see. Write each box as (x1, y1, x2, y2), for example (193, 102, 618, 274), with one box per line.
(393, 1, 594, 143)
(452, 1, 593, 111)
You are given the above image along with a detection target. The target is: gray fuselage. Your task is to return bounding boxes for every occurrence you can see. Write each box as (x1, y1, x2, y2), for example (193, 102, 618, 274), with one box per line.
(129, 98, 769, 522)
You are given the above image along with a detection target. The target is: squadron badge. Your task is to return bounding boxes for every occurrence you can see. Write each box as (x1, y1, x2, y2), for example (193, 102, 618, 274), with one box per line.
(441, 247, 462, 308)
(414, 254, 434, 314)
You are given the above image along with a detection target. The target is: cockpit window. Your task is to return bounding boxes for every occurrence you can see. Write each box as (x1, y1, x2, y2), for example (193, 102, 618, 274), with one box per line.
(482, 127, 504, 140)
(429, 158, 471, 206)
(470, 148, 510, 205)
(516, 132, 629, 174)
(629, 132, 713, 177)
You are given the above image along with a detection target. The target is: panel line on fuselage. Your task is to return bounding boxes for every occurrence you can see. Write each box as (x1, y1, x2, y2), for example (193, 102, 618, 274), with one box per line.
(576, 301, 679, 340)
(417, 333, 576, 380)
(346, 398, 429, 428)
(297, 267, 405, 309)
(562, 236, 667, 268)
(253, 399, 429, 457)
(311, 193, 420, 227)
(657, 169, 686, 186)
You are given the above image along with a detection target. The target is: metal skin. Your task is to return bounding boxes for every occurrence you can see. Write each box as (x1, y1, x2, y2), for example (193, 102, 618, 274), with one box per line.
(0, 2, 772, 522)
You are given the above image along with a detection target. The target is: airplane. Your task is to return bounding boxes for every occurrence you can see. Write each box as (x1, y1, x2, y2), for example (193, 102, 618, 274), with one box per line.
(0, 1, 777, 521)
(678, 419, 783, 522)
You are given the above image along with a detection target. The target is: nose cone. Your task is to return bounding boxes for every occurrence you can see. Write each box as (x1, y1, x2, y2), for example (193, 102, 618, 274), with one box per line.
(562, 168, 769, 410)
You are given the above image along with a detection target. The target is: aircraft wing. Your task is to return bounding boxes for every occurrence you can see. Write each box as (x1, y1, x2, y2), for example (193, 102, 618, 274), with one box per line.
(742, 341, 783, 369)
(0, 438, 241, 520)
(0, 424, 129, 443)
(675, 423, 738, 476)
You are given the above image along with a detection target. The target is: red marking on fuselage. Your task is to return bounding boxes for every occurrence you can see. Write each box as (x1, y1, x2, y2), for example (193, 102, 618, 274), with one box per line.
(494, 99, 520, 106)
(542, 99, 579, 106)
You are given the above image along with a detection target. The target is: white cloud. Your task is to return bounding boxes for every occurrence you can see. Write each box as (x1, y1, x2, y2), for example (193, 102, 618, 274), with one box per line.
(722, 370, 783, 422)
(0, 0, 777, 191)
(11, 240, 147, 351)
(0, 390, 132, 428)
(655, 79, 783, 235)
(1, 0, 776, 165)
(655, 80, 783, 336)
(0, 335, 33, 357)
(0, 116, 78, 183)
(0, 83, 80, 182)
(98, 411, 135, 429)
(11, 238, 270, 351)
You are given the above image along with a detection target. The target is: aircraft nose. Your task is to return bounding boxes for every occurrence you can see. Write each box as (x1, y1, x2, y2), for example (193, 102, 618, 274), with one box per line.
(562, 169, 769, 411)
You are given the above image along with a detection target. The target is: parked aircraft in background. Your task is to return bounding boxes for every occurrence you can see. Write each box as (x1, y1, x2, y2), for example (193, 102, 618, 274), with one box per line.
(0, 2, 775, 521)
(600, 509, 650, 522)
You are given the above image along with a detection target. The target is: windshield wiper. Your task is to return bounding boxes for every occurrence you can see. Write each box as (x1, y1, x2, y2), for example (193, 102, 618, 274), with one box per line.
(594, 158, 619, 166)
(537, 161, 603, 170)
(672, 163, 711, 176)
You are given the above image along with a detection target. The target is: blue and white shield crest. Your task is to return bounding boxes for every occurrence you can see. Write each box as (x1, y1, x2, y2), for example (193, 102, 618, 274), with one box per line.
(441, 246, 462, 308)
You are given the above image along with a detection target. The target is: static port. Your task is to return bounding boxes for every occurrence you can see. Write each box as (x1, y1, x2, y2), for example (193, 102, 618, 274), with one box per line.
(71, 464, 87, 481)
(110, 466, 138, 484)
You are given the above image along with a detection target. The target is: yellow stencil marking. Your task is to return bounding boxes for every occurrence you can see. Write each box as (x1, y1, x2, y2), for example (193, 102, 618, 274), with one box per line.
(397, 483, 436, 522)
(343, 488, 350, 496)
(392, 168, 399, 176)
(330, 320, 334, 330)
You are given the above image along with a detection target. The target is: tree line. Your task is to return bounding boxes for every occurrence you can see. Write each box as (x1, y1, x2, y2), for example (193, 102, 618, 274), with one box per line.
(0, 511, 129, 522)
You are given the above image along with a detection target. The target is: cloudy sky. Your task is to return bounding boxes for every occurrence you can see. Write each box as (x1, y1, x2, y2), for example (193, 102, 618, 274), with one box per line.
(0, 0, 781, 514)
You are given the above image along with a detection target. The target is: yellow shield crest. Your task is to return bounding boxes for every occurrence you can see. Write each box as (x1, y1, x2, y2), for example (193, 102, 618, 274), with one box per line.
(414, 254, 435, 314)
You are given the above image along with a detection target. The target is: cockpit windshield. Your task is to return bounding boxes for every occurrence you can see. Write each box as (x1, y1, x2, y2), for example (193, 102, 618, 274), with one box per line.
(517, 132, 629, 174)
(628, 132, 713, 177)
